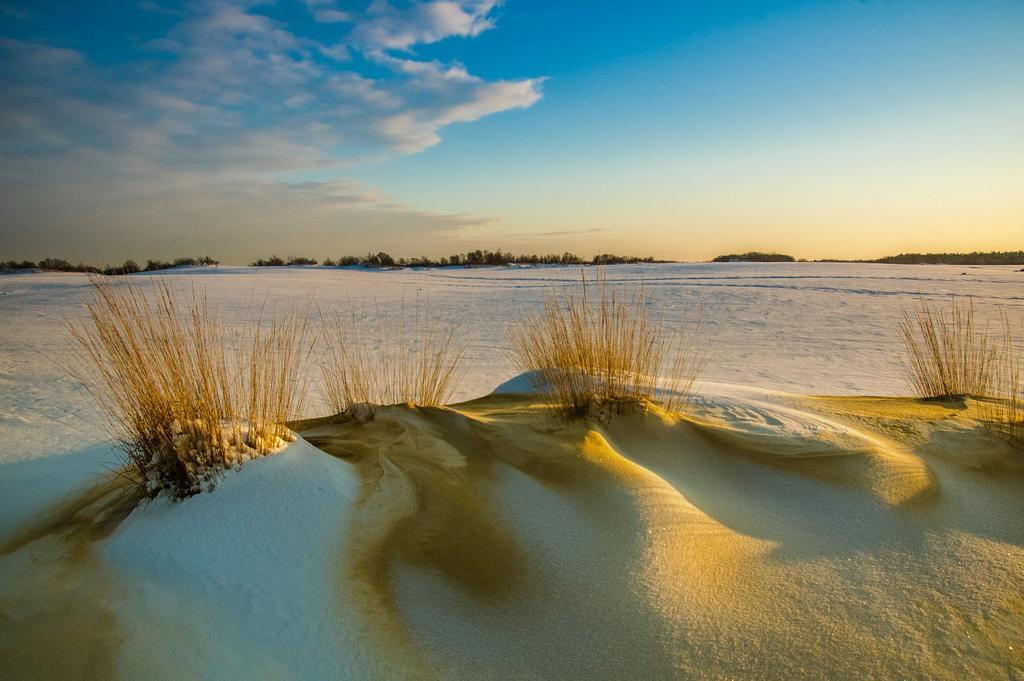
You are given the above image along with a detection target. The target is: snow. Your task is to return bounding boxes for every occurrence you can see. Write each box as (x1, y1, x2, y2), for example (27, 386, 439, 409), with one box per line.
(0, 263, 1021, 680)
(104, 437, 372, 680)
(0, 443, 116, 539)
(1, 262, 1020, 463)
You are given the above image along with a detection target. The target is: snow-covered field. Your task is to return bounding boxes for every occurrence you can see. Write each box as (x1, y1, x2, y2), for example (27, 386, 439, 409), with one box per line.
(1, 262, 1021, 464)
(1, 262, 1022, 680)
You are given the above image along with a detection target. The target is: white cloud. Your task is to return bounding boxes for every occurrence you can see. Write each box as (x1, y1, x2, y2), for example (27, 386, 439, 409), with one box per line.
(376, 73, 543, 152)
(327, 72, 402, 109)
(315, 8, 351, 23)
(317, 42, 350, 60)
(302, 0, 352, 23)
(0, 0, 542, 259)
(1, 0, 542, 161)
(0, 37, 83, 68)
(348, 1, 500, 51)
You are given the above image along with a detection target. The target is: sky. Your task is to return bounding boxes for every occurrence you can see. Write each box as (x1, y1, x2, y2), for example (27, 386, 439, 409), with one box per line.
(0, 0, 1021, 264)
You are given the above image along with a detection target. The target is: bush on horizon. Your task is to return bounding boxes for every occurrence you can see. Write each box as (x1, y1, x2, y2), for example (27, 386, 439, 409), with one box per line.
(712, 252, 795, 263)
(250, 255, 319, 266)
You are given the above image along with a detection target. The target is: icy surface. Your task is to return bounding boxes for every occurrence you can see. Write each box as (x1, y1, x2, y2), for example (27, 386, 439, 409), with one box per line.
(1, 262, 1021, 462)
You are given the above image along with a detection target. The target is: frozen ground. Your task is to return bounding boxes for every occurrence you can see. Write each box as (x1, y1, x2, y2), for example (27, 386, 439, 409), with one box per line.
(0, 262, 1021, 464)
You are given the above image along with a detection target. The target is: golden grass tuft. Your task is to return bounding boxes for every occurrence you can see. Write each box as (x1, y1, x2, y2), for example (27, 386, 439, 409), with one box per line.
(508, 270, 704, 418)
(238, 303, 315, 451)
(65, 277, 312, 498)
(989, 309, 1023, 444)
(320, 298, 466, 418)
(897, 297, 996, 399)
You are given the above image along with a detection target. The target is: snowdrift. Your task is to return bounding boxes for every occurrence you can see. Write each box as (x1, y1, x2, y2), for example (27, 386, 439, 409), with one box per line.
(1, 381, 1022, 679)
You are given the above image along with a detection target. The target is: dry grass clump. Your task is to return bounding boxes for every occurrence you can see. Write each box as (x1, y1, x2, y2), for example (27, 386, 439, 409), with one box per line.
(988, 310, 1023, 443)
(508, 270, 704, 418)
(66, 277, 312, 498)
(320, 299, 465, 419)
(237, 304, 314, 451)
(898, 297, 996, 399)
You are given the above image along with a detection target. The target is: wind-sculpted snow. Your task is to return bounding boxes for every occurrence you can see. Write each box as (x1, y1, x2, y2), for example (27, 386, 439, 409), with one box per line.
(1, 380, 1022, 679)
(299, 392, 1021, 679)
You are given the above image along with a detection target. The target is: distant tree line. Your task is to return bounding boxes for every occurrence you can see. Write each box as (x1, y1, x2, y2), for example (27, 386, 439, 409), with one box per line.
(1, 256, 219, 275)
(712, 252, 796, 263)
(13, 249, 1017, 273)
(251, 250, 663, 268)
(4, 251, 662, 274)
(868, 251, 1024, 265)
(591, 253, 659, 265)
(712, 250, 1024, 265)
(250, 255, 319, 267)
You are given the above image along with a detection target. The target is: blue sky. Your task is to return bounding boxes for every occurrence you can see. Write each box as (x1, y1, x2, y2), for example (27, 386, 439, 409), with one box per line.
(0, 1, 1021, 262)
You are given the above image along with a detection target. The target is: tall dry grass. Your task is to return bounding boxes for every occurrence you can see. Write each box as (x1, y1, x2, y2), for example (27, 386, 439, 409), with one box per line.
(66, 277, 312, 498)
(238, 304, 314, 450)
(508, 270, 704, 417)
(989, 310, 1023, 443)
(898, 297, 996, 399)
(320, 299, 465, 418)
